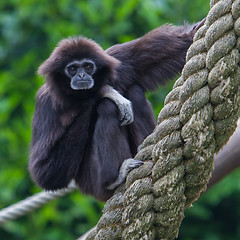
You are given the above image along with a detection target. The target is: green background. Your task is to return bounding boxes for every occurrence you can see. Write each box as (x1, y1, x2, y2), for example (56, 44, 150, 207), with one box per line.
(1, 0, 240, 239)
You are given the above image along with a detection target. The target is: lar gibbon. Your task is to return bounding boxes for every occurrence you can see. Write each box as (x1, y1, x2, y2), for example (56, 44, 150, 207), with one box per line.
(29, 20, 204, 201)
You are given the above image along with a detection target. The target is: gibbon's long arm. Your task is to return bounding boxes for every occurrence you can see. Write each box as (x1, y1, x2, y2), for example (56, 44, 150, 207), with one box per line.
(107, 20, 205, 92)
(29, 85, 90, 190)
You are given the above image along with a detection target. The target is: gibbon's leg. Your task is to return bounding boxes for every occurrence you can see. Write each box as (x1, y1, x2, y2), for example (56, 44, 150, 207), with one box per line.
(125, 84, 157, 155)
(105, 85, 156, 193)
(76, 98, 142, 201)
(105, 85, 157, 192)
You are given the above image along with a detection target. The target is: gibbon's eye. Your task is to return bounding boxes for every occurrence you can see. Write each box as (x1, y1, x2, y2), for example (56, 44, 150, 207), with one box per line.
(85, 63, 94, 74)
(67, 65, 77, 76)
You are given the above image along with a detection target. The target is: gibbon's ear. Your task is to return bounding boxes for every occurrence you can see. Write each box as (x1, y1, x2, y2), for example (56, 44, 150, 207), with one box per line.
(38, 37, 120, 76)
(38, 58, 59, 76)
(37, 47, 66, 76)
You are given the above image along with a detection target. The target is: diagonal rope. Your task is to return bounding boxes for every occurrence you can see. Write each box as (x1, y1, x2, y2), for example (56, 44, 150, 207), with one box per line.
(88, 0, 240, 239)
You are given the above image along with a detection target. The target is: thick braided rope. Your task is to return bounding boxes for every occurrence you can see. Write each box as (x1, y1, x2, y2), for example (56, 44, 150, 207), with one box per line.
(88, 0, 240, 239)
(0, 182, 77, 225)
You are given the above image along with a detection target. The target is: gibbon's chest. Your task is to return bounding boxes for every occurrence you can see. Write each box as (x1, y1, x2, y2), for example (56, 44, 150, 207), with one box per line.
(59, 96, 98, 126)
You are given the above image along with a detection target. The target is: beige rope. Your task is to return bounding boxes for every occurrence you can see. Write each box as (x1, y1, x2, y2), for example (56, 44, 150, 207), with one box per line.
(89, 0, 240, 239)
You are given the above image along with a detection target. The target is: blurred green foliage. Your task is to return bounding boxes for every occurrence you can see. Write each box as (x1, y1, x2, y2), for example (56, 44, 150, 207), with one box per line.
(1, 0, 240, 239)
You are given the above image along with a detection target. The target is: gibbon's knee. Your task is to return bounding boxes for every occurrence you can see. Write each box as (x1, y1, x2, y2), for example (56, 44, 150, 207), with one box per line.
(97, 98, 120, 119)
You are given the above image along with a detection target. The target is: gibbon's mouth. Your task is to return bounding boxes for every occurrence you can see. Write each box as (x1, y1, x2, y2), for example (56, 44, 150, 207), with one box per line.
(71, 80, 94, 90)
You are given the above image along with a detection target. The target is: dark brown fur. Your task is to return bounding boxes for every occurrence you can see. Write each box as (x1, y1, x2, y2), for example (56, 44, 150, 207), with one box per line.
(29, 21, 204, 201)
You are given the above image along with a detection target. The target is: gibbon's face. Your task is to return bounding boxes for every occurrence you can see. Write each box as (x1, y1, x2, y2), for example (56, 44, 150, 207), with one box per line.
(64, 59, 97, 90)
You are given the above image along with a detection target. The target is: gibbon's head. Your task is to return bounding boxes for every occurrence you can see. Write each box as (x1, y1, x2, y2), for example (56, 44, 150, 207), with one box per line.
(38, 37, 120, 93)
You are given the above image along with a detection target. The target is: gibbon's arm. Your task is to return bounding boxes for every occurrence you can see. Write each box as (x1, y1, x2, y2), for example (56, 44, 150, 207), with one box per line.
(101, 85, 134, 126)
(106, 20, 205, 92)
(29, 85, 85, 190)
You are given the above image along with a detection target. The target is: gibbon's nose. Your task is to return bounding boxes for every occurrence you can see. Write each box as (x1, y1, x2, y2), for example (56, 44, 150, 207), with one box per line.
(79, 73, 85, 79)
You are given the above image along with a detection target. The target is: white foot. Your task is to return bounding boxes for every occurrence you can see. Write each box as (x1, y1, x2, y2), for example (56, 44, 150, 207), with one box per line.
(106, 158, 143, 190)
